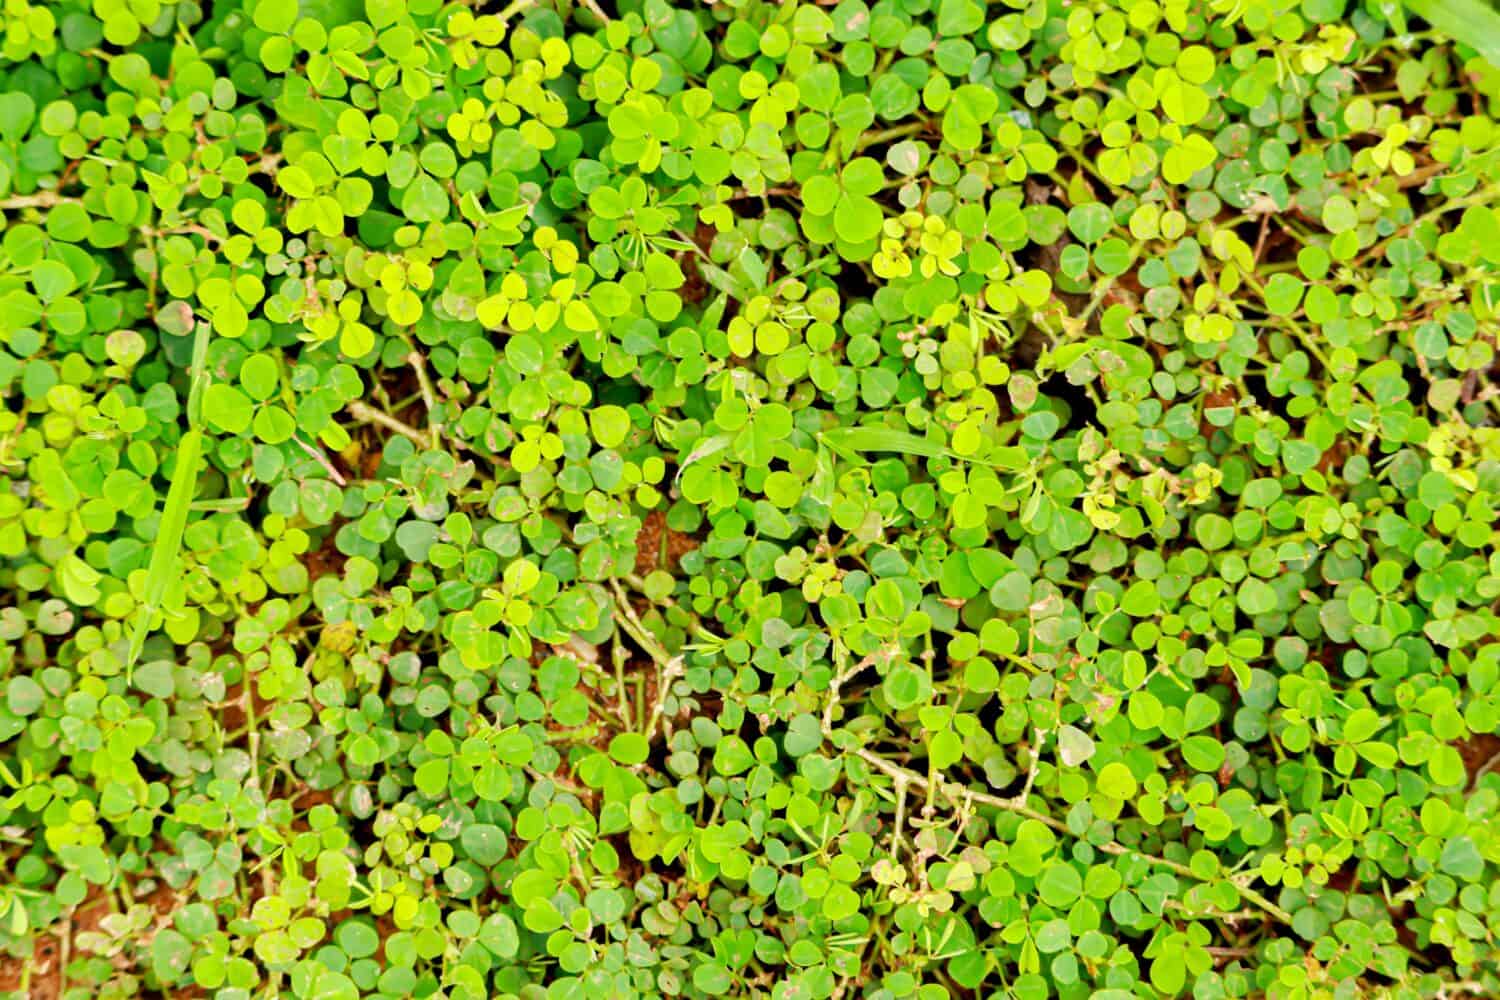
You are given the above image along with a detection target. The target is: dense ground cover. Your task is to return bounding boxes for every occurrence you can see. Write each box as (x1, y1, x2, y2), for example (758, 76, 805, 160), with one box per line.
(2, 0, 1500, 997)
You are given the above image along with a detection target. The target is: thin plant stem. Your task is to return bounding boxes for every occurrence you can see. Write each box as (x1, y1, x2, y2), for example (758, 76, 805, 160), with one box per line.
(347, 400, 431, 447)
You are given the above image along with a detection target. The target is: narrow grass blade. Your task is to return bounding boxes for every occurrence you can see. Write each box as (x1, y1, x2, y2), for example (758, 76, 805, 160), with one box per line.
(1405, 0, 1500, 68)
(818, 426, 1032, 471)
(674, 432, 733, 486)
(126, 427, 201, 676)
(818, 426, 948, 459)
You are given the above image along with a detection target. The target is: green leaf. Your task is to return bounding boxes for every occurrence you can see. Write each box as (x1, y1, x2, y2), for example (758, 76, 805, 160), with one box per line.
(937, 0, 984, 35)
(609, 732, 649, 765)
(590, 405, 632, 449)
(6, 676, 44, 715)
(128, 428, 202, 673)
(1237, 578, 1279, 616)
(479, 914, 519, 959)
(31, 260, 76, 303)
(461, 824, 509, 866)
(1439, 836, 1484, 880)
(819, 426, 945, 458)
(1151, 950, 1187, 994)
(204, 384, 254, 435)
(1038, 863, 1082, 907)
(693, 962, 733, 995)
(335, 921, 379, 959)
(1097, 762, 1136, 799)
(834, 192, 882, 243)
(252, 0, 299, 33)
(414, 758, 449, 796)
(0, 92, 35, 143)
(1405, 0, 1500, 68)
(56, 553, 101, 605)
(943, 84, 998, 151)
(883, 665, 929, 710)
(1322, 195, 1358, 233)
(1181, 735, 1226, 772)
(1343, 708, 1384, 744)
(401, 173, 449, 222)
(1057, 725, 1095, 766)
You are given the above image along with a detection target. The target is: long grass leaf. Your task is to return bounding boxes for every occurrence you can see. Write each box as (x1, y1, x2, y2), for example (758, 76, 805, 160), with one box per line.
(1405, 0, 1500, 68)
(126, 428, 202, 676)
(818, 427, 1034, 471)
(127, 311, 211, 677)
(818, 426, 948, 458)
(674, 432, 733, 486)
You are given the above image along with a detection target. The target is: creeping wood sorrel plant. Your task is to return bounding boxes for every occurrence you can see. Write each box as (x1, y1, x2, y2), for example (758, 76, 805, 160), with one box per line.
(2, 0, 1500, 998)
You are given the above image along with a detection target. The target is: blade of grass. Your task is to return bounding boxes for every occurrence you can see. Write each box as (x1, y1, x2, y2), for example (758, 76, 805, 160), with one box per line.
(817, 426, 1030, 470)
(126, 429, 201, 677)
(818, 426, 948, 459)
(1405, 0, 1500, 68)
(673, 432, 732, 487)
(127, 317, 210, 679)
